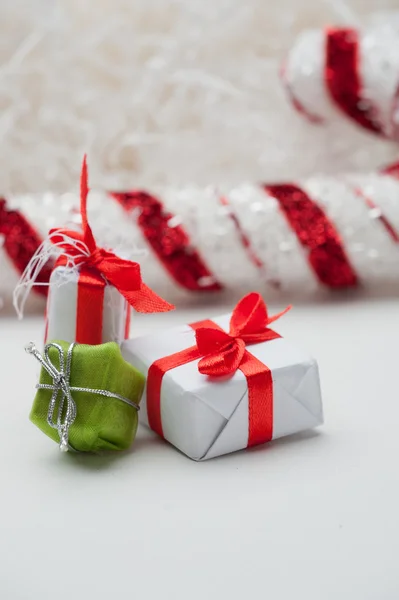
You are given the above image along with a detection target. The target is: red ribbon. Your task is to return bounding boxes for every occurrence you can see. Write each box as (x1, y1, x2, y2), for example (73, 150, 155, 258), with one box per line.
(75, 268, 106, 345)
(147, 293, 290, 448)
(50, 157, 174, 318)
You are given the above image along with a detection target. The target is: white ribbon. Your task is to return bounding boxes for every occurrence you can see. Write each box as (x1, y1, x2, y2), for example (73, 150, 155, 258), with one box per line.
(13, 230, 91, 320)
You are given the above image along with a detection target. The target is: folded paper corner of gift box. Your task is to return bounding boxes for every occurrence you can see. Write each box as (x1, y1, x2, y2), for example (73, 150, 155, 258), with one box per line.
(198, 387, 250, 461)
(296, 361, 324, 426)
(274, 358, 323, 431)
(162, 389, 229, 461)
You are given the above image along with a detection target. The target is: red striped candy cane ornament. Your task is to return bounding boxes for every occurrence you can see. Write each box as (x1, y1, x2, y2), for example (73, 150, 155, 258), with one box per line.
(111, 166, 399, 295)
(2, 164, 399, 309)
(282, 25, 399, 140)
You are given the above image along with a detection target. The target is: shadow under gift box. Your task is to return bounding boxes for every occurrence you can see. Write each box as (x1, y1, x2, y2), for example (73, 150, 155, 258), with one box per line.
(30, 341, 144, 452)
(121, 314, 324, 461)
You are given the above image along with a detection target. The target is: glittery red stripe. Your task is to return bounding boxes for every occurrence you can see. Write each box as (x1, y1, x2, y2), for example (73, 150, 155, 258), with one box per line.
(0, 198, 51, 295)
(220, 196, 264, 270)
(325, 27, 383, 135)
(263, 184, 358, 288)
(353, 187, 399, 244)
(381, 161, 399, 179)
(111, 191, 222, 292)
(280, 61, 323, 124)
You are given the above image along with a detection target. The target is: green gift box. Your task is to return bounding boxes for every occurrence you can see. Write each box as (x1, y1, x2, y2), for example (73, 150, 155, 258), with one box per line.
(28, 340, 145, 452)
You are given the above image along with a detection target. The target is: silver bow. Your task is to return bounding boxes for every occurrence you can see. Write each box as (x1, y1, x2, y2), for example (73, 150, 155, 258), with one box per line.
(26, 341, 140, 452)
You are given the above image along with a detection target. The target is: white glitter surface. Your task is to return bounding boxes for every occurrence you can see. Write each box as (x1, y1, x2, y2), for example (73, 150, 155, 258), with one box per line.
(347, 173, 399, 232)
(226, 184, 317, 293)
(161, 185, 259, 290)
(303, 176, 399, 281)
(360, 25, 399, 137)
(284, 30, 331, 122)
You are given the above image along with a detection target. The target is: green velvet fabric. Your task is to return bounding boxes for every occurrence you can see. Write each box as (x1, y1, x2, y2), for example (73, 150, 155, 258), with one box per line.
(30, 341, 145, 452)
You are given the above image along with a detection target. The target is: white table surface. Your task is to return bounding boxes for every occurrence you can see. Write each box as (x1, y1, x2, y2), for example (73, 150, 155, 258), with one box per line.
(1, 295, 399, 600)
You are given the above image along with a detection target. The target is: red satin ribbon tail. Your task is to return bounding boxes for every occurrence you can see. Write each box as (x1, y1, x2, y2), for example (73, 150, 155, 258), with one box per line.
(267, 304, 292, 325)
(79, 156, 97, 253)
(124, 282, 175, 313)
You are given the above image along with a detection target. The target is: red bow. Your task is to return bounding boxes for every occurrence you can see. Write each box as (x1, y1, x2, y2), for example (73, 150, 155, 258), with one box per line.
(195, 293, 290, 376)
(146, 292, 291, 445)
(50, 157, 174, 313)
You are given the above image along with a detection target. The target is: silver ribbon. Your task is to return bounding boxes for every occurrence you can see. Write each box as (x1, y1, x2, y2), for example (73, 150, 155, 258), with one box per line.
(26, 341, 140, 452)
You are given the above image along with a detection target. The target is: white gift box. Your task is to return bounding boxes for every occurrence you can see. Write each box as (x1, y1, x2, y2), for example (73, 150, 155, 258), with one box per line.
(121, 312, 323, 461)
(45, 265, 130, 345)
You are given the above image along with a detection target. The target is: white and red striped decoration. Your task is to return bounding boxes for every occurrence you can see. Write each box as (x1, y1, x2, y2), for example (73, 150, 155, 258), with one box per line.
(0, 198, 53, 304)
(282, 25, 399, 140)
(2, 163, 399, 309)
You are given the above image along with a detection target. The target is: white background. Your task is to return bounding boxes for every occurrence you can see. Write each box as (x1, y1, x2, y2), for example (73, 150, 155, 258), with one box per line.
(1, 295, 398, 599)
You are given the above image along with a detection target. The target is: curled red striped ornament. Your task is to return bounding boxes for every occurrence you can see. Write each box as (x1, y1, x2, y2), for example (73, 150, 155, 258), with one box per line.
(282, 25, 399, 140)
(2, 163, 399, 308)
(109, 165, 399, 295)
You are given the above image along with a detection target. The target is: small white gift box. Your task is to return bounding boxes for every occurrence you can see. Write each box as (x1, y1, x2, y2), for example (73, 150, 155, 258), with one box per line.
(13, 157, 174, 346)
(122, 294, 323, 460)
(45, 265, 130, 345)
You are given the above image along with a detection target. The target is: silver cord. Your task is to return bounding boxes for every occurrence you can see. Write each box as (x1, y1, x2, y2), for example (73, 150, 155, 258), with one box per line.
(25, 341, 140, 452)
